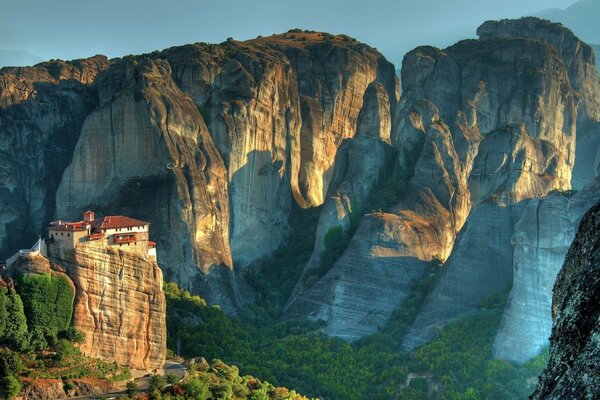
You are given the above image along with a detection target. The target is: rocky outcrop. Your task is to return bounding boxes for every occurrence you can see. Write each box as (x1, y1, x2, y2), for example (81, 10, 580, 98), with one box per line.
(0, 33, 397, 311)
(3, 239, 166, 373)
(46, 241, 166, 371)
(0, 57, 108, 258)
(477, 17, 600, 189)
(53, 57, 238, 309)
(493, 178, 600, 363)
(291, 82, 396, 291)
(162, 33, 397, 265)
(401, 201, 528, 351)
(287, 18, 578, 342)
(530, 200, 600, 400)
(21, 379, 68, 400)
(20, 378, 114, 400)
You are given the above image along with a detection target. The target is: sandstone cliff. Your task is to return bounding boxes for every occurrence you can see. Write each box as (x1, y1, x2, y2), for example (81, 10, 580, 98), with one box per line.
(161, 33, 397, 265)
(286, 19, 579, 343)
(53, 56, 238, 310)
(0, 33, 396, 312)
(530, 200, 600, 400)
(7, 242, 167, 372)
(0, 57, 108, 258)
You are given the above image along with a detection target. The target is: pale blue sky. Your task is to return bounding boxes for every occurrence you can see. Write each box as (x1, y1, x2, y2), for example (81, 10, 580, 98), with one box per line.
(0, 0, 577, 67)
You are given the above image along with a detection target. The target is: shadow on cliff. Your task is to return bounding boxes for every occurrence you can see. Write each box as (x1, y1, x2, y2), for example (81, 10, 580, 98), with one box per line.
(0, 79, 99, 259)
(228, 149, 295, 268)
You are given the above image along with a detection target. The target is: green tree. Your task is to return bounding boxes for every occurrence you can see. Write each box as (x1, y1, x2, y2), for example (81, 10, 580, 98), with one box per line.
(16, 273, 74, 335)
(1, 289, 29, 351)
(182, 378, 210, 400)
(166, 373, 180, 385)
(126, 381, 140, 397)
(59, 327, 85, 344)
(53, 339, 78, 364)
(149, 374, 167, 392)
(0, 348, 23, 376)
(1, 374, 23, 399)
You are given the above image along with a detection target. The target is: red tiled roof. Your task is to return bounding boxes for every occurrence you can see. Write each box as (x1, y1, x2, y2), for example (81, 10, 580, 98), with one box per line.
(91, 215, 150, 230)
(48, 221, 88, 232)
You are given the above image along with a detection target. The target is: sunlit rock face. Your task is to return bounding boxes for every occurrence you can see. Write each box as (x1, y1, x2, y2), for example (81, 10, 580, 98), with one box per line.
(162, 34, 397, 266)
(5, 243, 166, 372)
(287, 18, 578, 343)
(0, 57, 109, 259)
(290, 82, 396, 295)
(0, 33, 396, 313)
(54, 58, 239, 310)
(531, 199, 600, 400)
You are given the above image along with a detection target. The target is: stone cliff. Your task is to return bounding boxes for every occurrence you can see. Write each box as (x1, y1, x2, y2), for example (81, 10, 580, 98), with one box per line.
(0, 57, 108, 258)
(161, 32, 397, 266)
(530, 200, 600, 400)
(286, 18, 581, 344)
(0, 32, 396, 312)
(493, 177, 600, 363)
(7, 241, 167, 372)
(477, 17, 600, 189)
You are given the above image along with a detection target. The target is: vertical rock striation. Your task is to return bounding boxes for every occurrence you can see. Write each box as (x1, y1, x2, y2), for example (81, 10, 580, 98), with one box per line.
(530, 200, 600, 400)
(493, 178, 600, 363)
(287, 19, 578, 343)
(162, 33, 397, 265)
(54, 57, 237, 309)
(0, 57, 109, 258)
(4, 241, 167, 372)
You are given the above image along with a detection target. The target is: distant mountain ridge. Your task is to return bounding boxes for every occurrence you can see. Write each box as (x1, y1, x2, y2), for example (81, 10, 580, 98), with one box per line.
(534, 0, 600, 44)
(0, 50, 42, 67)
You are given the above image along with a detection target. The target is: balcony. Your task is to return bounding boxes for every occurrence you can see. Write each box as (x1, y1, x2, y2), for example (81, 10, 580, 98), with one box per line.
(88, 233, 105, 241)
(114, 234, 138, 244)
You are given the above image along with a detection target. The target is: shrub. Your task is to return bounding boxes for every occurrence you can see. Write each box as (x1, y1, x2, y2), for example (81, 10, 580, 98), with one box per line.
(16, 273, 74, 335)
(0, 348, 23, 376)
(126, 381, 140, 397)
(0, 288, 29, 351)
(182, 378, 210, 400)
(149, 374, 167, 392)
(59, 327, 85, 344)
(1, 374, 22, 400)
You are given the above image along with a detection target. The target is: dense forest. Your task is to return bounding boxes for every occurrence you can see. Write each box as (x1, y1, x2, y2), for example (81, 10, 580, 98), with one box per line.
(165, 207, 549, 400)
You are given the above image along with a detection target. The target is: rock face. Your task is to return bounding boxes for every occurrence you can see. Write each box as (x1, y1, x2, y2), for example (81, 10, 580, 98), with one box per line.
(10, 242, 167, 372)
(161, 33, 397, 265)
(0, 33, 396, 312)
(53, 57, 237, 309)
(477, 17, 600, 189)
(287, 18, 579, 343)
(493, 178, 600, 363)
(0, 57, 108, 258)
(291, 82, 396, 291)
(55, 243, 166, 372)
(530, 200, 600, 400)
(399, 19, 595, 351)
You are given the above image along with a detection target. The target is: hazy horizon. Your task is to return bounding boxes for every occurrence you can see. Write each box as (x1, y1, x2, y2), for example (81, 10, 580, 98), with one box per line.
(0, 0, 579, 68)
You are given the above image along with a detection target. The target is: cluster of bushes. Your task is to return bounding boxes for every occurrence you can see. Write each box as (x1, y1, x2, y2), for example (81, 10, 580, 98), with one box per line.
(0, 272, 120, 399)
(127, 359, 314, 400)
(166, 279, 548, 400)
